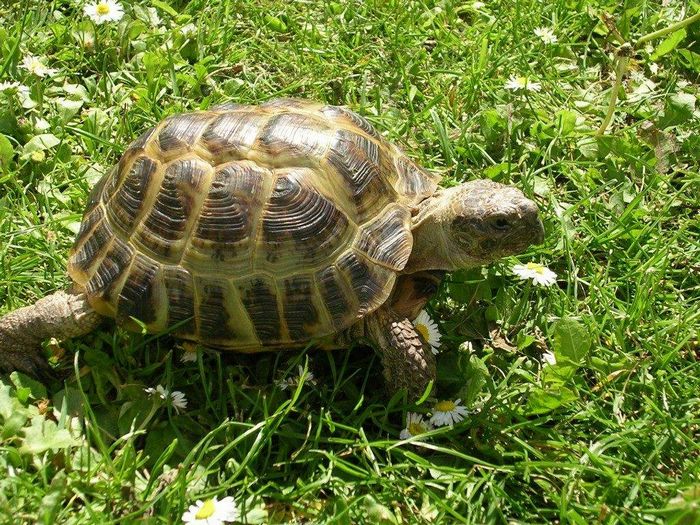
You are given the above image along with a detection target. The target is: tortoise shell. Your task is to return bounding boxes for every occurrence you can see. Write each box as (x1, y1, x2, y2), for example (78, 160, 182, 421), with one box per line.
(67, 99, 440, 351)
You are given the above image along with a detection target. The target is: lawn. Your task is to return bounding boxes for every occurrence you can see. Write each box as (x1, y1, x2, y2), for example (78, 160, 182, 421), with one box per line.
(0, 0, 699, 523)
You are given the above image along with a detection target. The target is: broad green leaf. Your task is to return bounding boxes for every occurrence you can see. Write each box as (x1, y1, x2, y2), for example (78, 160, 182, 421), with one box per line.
(679, 49, 700, 73)
(462, 355, 489, 406)
(552, 317, 592, 365)
(21, 133, 60, 159)
(650, 28, 686, 61)
(528, 385, 578, 414)
(264, 15, 287, 32)
(151, 0, 178, 17)
(20, 416, 78, 454)
(10, 371, 47, 400)
(659, 93, 696, 129)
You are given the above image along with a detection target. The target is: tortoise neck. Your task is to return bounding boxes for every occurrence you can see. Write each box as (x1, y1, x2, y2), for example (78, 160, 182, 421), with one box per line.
(404, 193, 460, 273)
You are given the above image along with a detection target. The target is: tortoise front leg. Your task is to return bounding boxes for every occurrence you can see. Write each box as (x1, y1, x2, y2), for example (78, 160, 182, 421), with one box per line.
(0, 290, 103, 377)
(366, 306, 436, 402)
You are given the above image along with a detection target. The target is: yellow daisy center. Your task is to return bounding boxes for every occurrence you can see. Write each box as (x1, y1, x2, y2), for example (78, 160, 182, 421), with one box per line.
(96, 3, 111, 15)
(434, 400, 456, 412)
(415, 323, 430, 342)
(195, 499, 216, 519)
(408, 421, 426, 435)
(525, 262, 545, 274)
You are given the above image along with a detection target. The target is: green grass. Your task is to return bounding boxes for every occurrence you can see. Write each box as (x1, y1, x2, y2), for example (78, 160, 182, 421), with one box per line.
(1, 0, 699, 523)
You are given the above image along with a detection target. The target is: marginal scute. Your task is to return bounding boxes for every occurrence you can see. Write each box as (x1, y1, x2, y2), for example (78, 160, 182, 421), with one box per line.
(85, 236, 134, 315)
(394, 155, 441, 205)
(126, 125, 157, 152)
(239, 277, 281, 342)
(107, 156, 160, 236)
(116, 253, 163, 329)
(320, 105, 381, 140)
(157, 113, 214, 159)
(136, 157, 212, 260)
(71, 206, 105, 261)
(195, 277, 237, 343)
(316, 265, 356, 328)
(163, 265, 196, 337)
(355, 204, 413, 271)
(68, 218, 114, 282)
(282, 276, 321, 341)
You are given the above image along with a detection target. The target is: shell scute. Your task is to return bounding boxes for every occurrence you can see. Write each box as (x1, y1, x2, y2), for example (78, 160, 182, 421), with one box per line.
(107, 156, 160, 236)
(239, 277, 281, 342)
(282, 276, 321, 341)
(259, 171, 352, 271)
(135, 157, 212, 260)
(157, 113, 213, 160)
(200, 111, 266, 162)
(162, 265, 196, 337)
(253, 112, 333, 167)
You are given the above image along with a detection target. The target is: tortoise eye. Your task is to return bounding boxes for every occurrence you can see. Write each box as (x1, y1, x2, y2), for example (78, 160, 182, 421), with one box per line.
(492, 217, 511, 231)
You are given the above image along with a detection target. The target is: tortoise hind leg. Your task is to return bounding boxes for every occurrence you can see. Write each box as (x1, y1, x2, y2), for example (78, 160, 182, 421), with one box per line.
(365, 306, 436, 402)
(0, 290, 103, 377)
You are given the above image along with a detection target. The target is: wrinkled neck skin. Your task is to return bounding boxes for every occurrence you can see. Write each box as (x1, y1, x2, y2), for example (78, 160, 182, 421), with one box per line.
(404, 188, 468, 274)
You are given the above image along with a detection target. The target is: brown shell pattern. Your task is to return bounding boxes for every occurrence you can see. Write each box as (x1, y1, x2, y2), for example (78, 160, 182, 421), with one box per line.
(67, 99, 440, 350)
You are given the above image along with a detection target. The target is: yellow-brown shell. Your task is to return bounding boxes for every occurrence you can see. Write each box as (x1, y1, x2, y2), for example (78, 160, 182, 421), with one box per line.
(67, 99, 440, 350)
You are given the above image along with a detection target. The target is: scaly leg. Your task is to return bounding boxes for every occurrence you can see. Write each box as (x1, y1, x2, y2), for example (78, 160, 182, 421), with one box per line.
(366, 306, 436, 402)
(0, 290, 103, 377)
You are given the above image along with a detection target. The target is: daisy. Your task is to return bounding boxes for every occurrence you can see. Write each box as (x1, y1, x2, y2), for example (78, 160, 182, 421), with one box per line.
(413, 310, 442, 355)
(472, 1, 485, 8)
(182, 496, 238, 524)
(504, 75, 542, 92)
(180, 23, 198, 37)
(84, 0, 124, 25)
(145, 384, 188, 413)
(0, 82, 30, 96)
(430, 399, 469, 427)
(276, 365, 315, 390)
(20, 55, 57, 77)
(534, 27, 558, 44)
(181, 345, 199, 363)
(542, 351, 557, 366)
(0, 81, 19, 92)
(399, 412, 433, 439)
(512, 262, 557, 286)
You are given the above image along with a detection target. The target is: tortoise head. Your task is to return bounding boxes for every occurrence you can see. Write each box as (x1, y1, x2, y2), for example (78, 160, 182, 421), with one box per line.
(445, 179, 544, 266)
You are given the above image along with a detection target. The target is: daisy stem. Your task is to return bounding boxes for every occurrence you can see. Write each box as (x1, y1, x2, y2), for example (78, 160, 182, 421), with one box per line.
(635, 11, 700, 48)
(595, 52, 629, 136)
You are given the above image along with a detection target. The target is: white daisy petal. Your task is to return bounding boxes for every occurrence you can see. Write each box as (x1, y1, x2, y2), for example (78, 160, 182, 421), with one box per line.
(170, 390, 188, 413)
(430, 399, 469, 427)
(400, 412, 433, 439)
(512, 262, 557, 286)
(542, 351, 557, 366)
(534, 27, 558, 44)
(182, 495, 239, 524)
(84, 0, 124, 25)
(413, 310, 442, 355)
(504, 75, 541, 92)
(20, 55, 57, 77)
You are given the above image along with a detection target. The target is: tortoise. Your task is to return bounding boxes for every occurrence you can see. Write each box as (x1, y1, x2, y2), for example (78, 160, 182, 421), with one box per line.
(0, 98, 544, 400)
